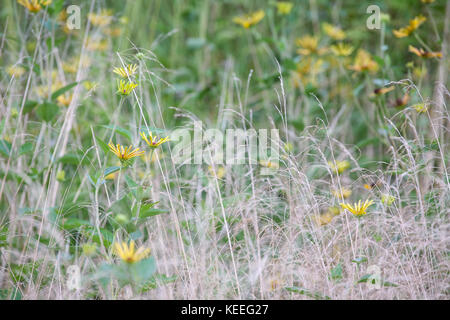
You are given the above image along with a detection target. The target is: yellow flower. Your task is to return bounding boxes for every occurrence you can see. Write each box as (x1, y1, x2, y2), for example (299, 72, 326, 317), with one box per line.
(141, 151, 165, 163)
(56, 170, 66, 182)
(284, 142, 293, 153)
(62, 63, 77, 74)
(364, 183, 373, 190)
(208, 165, 226, 179)
(373, 86, 395, 95)
(259, 160, 279, 169)
(328, 160, 350, 174)
(330, 43, 354, 57)
(393, 15, 426, 38)
(35, 81, 64, 98)
(82, 243, 97, 257)
(83, 81, 98, 91)
(269, 278, 281, 291)
(86, 38, 108, 51)
(328, 206, 341, 216)
(322, 23, 346, 40)
(114, 241, 150, 264)
(331, 187, 352, 199)
(108, 143, 144, 161)
(314, 207, 340, 226)
(57, 94, 73, 107)
(421, 0, 434, 3)
(292, 57, 324, 86)
(17, 0, 51, 13)
(314, 212, 334, 226)
(119, 16, 129, 25)
(412, 102, 429, 113)
(7, 65, 26, 77)
(88, 9, 113, 27)
(408, 45, 442, 58)
(349, 49, 379, 73)
(296, 35, 327, 56)
(381, 194, 395, 206)
(393, 92, 410, 108)
(140, 131, 169, 148)
(11, 108, 19, 118)
(340, 199, 374, 217)
(105, 172, 117, 180)
(117, 79, 138, 96)
(413, 65, 427, 78)
(275, 2, 293, 15)
(113, 64, 138, 78)
(233, 10, 265, 29)
(63, 56, 91, 74)
(103, 27, 122, 37)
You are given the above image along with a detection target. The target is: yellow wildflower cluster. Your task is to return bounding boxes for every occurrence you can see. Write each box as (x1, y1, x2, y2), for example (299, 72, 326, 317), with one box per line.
(393, 15, 426, 38)
(7, 65, 26, 78)
(314, 207, 341, 226)
(275, 2, 293, 15)
(340, 199, 374, 217)
(88, 9, 113, 27)
(296, 35, 327, 56)
(409, 45, 442, 59)
(114, 241, 150, 264)
(108, 132, 169, 164)
(17, 0, 51, 13)
(233, 10, 265, 29)
(140, 131, 170, 149)
(322, 23, 346, 40)
(328, 160, 350, 174)
(292, 57, 324, 87)
(330, 43, 354, 57)
(349, 49, 379, 73)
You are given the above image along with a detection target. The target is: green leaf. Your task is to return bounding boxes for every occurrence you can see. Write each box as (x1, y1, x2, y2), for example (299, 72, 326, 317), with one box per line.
(352, 257, 368, 264)
(109, 193, 133, 216)
(282, 58, 298, 71)
(285, 286, 331, 300)
(129, 230, 143, 240)
(0, 139, 11, 157)
(329, 263, 343, 281)
(130, 257, 157, 283)
(104, 166, 121, 177)
(357, 274, 398, 287)
(125, 175, 143, 200)
(141, 274, 177, 292)
(18, 142, 33, 157)
(125, 174, 139, 188)
(95, 135, 110, 154)
(353, 83, 365, 97)
(91, 263, 123, 288)
(23, 100, 38, 114)
(62, 218, 92, 230)
(36, 101, 60, 122)
(57, 152, 90, 166)
(48, 0, 64, 16)
(186, 37, 206, 49)
(50, 82, 78, 101)
(102, 125, 132, 142)
(84, 227, 114, 248)
(138, 205, 167, 219)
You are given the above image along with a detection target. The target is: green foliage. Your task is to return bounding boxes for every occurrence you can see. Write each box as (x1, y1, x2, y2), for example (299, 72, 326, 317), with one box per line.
(36, 101, 60, 122)
(93, 257, 157, 289)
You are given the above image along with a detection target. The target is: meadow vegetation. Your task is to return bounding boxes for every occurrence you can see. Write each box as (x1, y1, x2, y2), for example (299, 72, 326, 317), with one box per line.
(0, 0, 449, 299)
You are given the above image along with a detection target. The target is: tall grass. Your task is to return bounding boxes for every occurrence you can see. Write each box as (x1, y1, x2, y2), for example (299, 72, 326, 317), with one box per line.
(0, 0, 448, 299)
